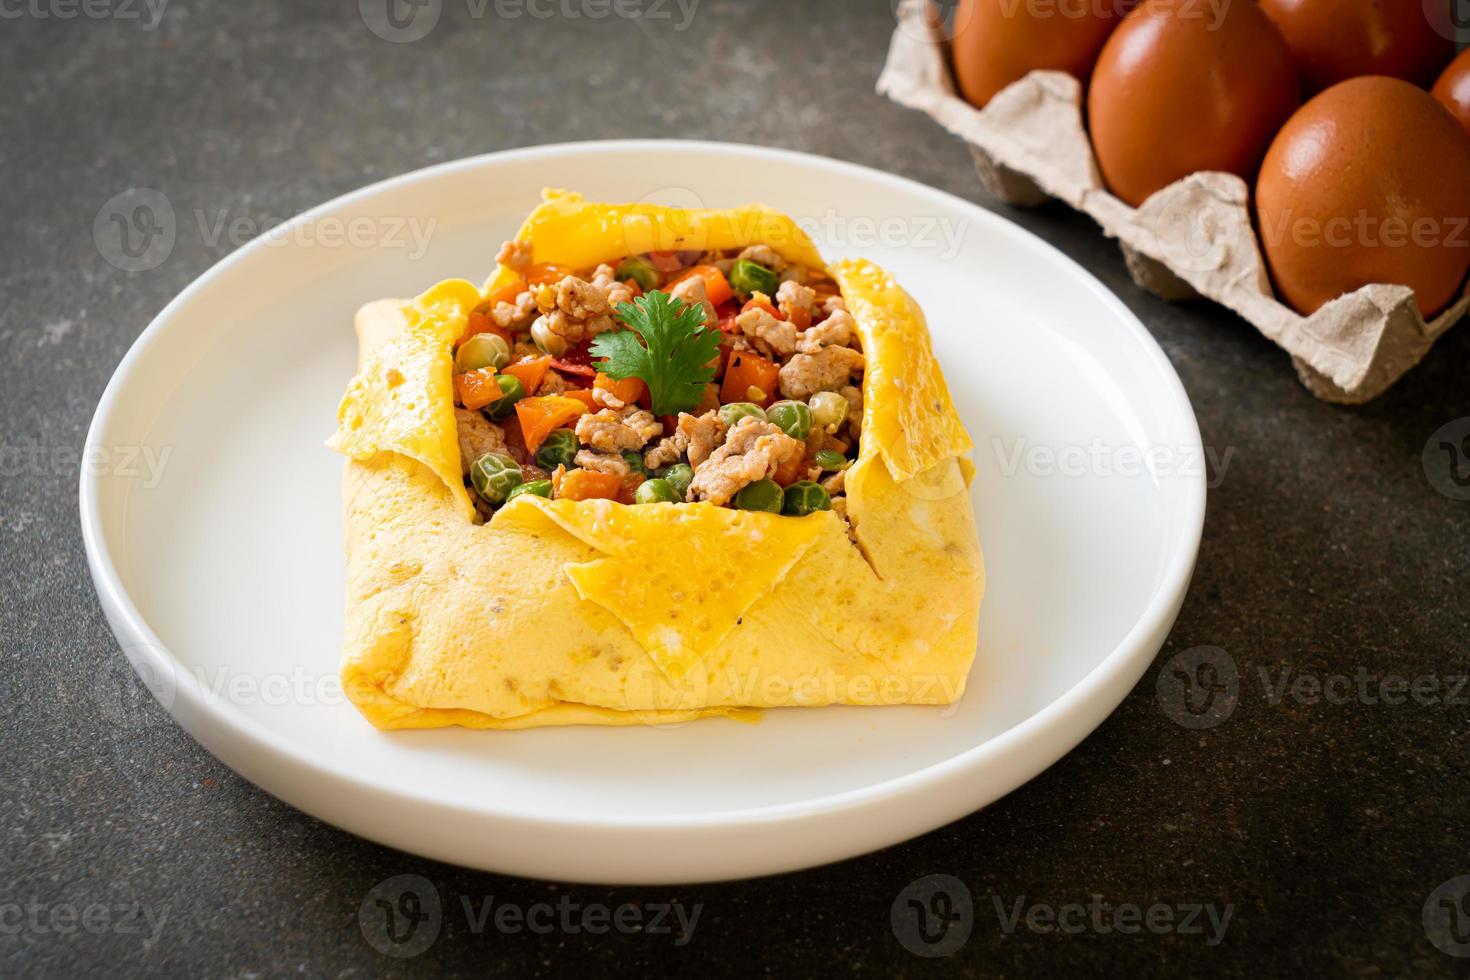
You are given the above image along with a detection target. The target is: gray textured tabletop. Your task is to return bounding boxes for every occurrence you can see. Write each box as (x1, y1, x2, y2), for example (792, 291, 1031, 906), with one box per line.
(5, 1, 1469, 976)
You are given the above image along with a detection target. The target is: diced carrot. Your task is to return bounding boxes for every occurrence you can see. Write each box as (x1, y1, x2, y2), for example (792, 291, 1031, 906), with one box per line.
(774, 453, 805, 487)
(454, 367, 501, 411)
(502, 356, 551, 396)
(594, 372, 647, 407)
(667, 265, 734, 307)
(522, 262, 573, 287)
(560, 469, 621, 502)
(485, 277, 527, 307)
(742, 294, 783, 321)
(461, 304, 513, 347)
(786, 305, 812, 330)
(695, 382, 721, 415)
(514, 394, 590, 454)
(561, 388, 597, 410)
(720, 351, 781, 407)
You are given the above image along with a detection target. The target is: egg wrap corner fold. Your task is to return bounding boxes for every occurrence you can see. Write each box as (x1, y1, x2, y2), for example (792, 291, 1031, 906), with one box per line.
(330, 196, 984, 729)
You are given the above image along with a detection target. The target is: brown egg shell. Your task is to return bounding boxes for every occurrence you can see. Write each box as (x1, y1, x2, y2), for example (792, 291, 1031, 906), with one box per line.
(1256, 75, 1470, 319)
(1432, 47, 1470, 140)
(877, 1, 1470, 402)
(1087, 0, 1300, 208)
(1258, 0, 1455, 94)
(949, 0, 1132, 109)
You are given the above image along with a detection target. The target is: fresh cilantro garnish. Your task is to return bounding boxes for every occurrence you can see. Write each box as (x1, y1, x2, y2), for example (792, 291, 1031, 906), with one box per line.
(590, 290, 722, 417)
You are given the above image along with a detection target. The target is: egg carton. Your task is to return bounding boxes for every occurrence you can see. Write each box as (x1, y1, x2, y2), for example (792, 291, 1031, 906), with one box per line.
(878, 0, 1469, 403)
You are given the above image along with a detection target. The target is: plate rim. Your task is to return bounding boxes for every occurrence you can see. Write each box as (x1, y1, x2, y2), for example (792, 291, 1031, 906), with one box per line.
(79, 139, 1204, 870)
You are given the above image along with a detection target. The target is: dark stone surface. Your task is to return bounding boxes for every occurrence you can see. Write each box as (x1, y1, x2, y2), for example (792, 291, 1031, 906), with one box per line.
(3, 1, 1467, 976)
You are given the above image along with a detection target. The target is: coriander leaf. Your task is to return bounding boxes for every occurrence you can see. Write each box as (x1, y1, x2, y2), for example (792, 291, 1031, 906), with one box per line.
(589, 290, 722, 417)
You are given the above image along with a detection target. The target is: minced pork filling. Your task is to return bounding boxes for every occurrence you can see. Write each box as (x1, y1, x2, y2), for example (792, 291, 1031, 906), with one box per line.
(452, 241, 864, 519)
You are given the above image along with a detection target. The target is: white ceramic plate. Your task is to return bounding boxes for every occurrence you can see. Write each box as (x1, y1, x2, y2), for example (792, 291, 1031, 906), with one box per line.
(81, 141, 1204, 884)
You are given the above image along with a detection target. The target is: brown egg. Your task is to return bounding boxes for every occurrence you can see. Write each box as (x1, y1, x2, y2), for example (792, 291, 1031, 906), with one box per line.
(1258, 0, 1455, 94)
(1087, 0, 1299, 208)
(949, 0, 1133, 109)
(1432, 47, 1470, 140)
(1256, 76, 1470, 318)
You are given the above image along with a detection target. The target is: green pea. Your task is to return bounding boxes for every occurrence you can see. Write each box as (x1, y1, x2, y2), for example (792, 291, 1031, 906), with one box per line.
(535, 429, 579, 469)
(635, 478, 681, 504)
(814, 449, 850, 471)
(719, 402, 767, 428)
(470, 452, 523, 506)
(615, 257, 659, 292)
(733, 478, 783, 513)
(659, 463, 694, 499)
(728, 259, 778, 301)
(506, 479, 552, 502)
(621, 450, 649, 477)
(782, 480, 831, 516)
(486, 374, 526, 420)
(809, 390, 849, 431)
(767, 400, 813, 440)
(455, 332, 510, 373)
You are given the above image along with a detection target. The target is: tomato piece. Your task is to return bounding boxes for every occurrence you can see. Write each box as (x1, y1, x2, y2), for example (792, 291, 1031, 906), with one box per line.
(645, 251, 685, 273)
(551, 359, 597, 379)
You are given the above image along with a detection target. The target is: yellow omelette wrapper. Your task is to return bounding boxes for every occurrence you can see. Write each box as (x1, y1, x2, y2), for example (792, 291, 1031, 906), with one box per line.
(329, 193, 983, 729)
